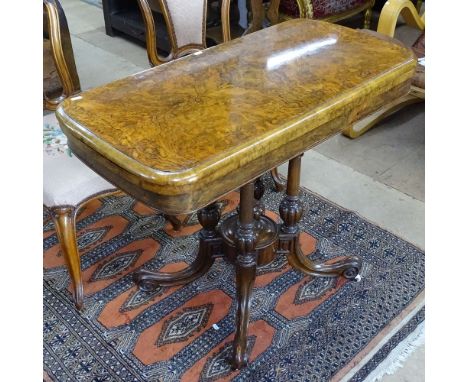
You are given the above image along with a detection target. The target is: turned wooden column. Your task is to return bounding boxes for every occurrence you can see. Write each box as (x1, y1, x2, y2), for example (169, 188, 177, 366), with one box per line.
(279, 155, 304, 236)
(279, 155, 362, 279)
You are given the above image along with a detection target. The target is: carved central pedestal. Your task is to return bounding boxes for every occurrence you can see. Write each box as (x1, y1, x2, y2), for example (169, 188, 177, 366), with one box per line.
(134, 155, 362, 369)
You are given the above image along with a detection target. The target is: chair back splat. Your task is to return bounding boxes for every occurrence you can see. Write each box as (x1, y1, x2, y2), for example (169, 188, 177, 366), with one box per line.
(138, 0, 231, 66)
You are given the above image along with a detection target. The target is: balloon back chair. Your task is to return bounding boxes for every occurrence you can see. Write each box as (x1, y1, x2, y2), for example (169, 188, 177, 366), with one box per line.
(137, 0, 231, 66)
(43, 0, 118, 309)
(43, 0, 81, 110)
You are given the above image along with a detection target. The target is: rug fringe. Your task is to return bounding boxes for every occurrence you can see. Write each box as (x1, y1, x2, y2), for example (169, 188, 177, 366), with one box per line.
(363, 321, 425, 382)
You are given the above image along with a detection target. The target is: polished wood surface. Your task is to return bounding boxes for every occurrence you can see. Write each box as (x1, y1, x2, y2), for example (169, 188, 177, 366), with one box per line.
(57, 19, 415, 215)
(55, 18, 416, 367)
(50, 207, 83, 309)
(376, 0, 424, 38)
(43, 0, 81, 110)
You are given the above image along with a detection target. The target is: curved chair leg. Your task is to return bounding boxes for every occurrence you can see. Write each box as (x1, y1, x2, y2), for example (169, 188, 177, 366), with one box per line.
(51, 206, 84, 309)
(266, 0, 281, 25)
(270, 168, 286, 192)
(245, 0, 265, 34)
(232, 182, 258, 369)
(342, 91, 423, 139)
(164, 214, 185, 231)
(134, 203, 220, 290)
(416, 0, 423, 13)
(363, 7, 372, 29)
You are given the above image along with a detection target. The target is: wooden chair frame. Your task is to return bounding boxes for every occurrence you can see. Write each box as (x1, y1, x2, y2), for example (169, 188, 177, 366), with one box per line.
(46, 190, 120, 309)
(280, 0, 375, 29)
(137, 0, 231, 66)
(43, 0, 81, 110)
(343, 0, 425, 138)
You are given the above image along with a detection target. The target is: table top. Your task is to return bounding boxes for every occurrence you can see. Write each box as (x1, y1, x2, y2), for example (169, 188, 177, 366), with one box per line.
(57, 19, 415, 214)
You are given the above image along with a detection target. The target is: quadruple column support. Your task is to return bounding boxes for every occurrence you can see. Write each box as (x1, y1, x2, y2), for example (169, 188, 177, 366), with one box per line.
(133, 155, 362, 369)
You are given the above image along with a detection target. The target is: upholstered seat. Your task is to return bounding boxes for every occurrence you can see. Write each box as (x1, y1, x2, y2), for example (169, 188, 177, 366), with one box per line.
(279, 0, 374, 28)
(43, 114, 114, 208)
(43, 0, 120, 310)
(43, 112, 116, 309)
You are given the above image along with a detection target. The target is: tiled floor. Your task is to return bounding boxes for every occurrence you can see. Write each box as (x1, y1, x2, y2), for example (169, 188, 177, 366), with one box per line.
(56, 1, 425, 380)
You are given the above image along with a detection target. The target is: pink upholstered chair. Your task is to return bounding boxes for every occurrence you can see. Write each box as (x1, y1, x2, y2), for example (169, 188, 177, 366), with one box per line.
(279, 0, 375, 28)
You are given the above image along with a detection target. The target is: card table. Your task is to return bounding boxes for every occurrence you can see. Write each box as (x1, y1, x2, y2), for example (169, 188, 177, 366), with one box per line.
(56, 19, 415, 369)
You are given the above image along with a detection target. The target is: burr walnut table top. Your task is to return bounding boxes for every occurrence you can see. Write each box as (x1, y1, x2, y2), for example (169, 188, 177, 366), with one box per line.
(56, 19, 415, 215)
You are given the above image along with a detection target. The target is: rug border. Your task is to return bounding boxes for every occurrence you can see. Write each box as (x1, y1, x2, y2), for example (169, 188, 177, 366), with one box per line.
(360, 311, 425, 382)
(332, 291, 425, 381)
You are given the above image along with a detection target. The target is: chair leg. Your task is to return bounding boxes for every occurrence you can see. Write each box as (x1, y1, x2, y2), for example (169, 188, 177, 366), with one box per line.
(416, 0, 423, 13)
(266, 0, 281, 25)
(363, 7, 372, 29)
(51, 206, 84, 310)
(270, 168, 286, 192)
(342, 92, 423, 139)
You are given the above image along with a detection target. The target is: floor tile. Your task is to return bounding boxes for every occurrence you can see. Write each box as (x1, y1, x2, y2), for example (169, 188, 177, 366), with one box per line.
(279, 150, 425, 249)
(315, 104, 425, 201)
(60, 0, 105, 35)
(381, 346, 425, 382)
(77, 27, 150, 69)
(71, 36, 145, 89)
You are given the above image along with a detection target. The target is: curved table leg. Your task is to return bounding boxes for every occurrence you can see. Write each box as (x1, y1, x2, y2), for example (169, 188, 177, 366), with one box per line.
(232, 182, 258, 369)
(279, 155, 362, 279)
(133, 203, 221, 291)
(285, 236, 361, 279)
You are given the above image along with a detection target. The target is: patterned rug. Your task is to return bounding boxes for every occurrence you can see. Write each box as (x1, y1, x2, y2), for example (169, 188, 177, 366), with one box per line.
(43, 177, 425, 381)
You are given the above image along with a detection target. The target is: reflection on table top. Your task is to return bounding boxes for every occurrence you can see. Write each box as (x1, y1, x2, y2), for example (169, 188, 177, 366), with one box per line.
(57, 19, 415, 214)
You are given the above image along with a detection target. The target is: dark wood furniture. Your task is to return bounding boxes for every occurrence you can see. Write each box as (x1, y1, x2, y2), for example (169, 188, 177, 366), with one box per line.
(56, 19, 415, 368)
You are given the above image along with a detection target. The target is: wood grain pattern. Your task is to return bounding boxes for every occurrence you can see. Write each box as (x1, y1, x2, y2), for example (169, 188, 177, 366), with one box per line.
(57, 19, 415, 214)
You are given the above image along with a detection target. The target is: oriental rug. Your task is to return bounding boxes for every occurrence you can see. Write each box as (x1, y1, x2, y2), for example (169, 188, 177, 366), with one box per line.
(43, 177, 424, 381)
